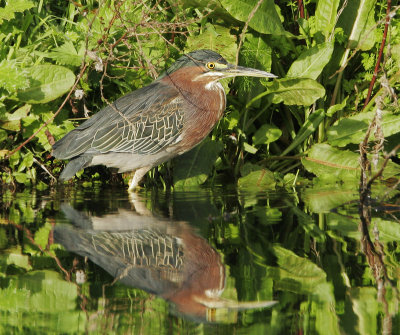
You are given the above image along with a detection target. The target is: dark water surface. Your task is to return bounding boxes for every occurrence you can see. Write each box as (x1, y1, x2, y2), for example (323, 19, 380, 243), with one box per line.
(0, 185, 399, 334)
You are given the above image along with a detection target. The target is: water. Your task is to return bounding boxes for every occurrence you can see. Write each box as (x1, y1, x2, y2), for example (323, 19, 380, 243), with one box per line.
(0, 185, 399, 334)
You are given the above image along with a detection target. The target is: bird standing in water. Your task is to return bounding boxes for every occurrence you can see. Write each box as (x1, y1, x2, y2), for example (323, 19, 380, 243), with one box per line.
(52, 49, 276, 191)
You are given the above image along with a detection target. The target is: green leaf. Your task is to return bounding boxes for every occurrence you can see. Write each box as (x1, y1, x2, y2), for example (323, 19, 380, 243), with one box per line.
(237, 32, 273, 105)
(252, 124, 282, 145)
(302, 184, 359, 213)
(241, 33, 272, 72)
(18, 152, 34, 172)
(0, 129, 7, 142)
(238, 165, 276, 190)
(12, 172, 28, 184)
(350, 287, 378, 335)
(243, 141, 258, 154)
(0, 249, 32, 273)
(281, 109, 325, 156)
(304, 144, 400, 181)
(0, 104, 31, 131)
(375, 218, 400, 243)
(286, 42, 334, 80)
(327, 110, 400, 147)
(173, 138, 223, 188)
(327, 96, 348, 116)
(269, 245, 327, 293)
(338, 0, 377, 50)
(186, 24, 237, 63)
(0, 0, 34, 24)
(265, 78, 326, 106)
(302, 143, 360, 180)
(315, 0, 340, 38)
(0, 60, 29, 93)
(47, 41, 83, 67)
(0, 270, 78, 312)
(17, 65, 75, 104)
(220, 0, 284, 35)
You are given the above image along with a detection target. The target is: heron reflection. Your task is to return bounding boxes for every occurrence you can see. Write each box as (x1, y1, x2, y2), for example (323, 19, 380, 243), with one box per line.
(54, 200, 275, 322)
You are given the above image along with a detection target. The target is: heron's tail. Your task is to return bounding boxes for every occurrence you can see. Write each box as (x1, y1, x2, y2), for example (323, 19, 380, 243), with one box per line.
(59, 156, 92, 181)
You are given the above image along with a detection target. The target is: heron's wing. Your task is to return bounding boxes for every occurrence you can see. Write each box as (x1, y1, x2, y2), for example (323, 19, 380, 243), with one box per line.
(52, 81, 184, 159)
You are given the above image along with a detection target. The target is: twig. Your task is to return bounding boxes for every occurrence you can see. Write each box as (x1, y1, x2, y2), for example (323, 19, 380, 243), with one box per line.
(363, 0, 392, 109)
(298, 0, 304, 19)
(235, 0, 264, 66)
(5, 3, 100, 160)
(329, 5, 400, 81)
(33, 157, 57, 183)
(366, 143, 400, 189)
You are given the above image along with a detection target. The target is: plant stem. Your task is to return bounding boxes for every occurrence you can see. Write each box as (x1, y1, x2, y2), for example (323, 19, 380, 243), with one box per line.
(362, 0, 392, 109)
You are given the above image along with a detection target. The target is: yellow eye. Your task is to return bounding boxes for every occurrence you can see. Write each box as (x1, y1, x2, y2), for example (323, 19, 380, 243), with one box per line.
(206, 62, 215, 70)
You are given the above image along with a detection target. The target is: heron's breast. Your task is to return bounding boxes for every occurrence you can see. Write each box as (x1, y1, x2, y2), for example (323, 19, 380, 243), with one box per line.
(159, 67, 226, 152)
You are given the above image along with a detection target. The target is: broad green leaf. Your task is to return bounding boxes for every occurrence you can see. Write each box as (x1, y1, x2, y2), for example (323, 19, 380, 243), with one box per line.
(315, 0, 340, 38)
(302, 143, 360, 180)
(173, 138, 223, 188)
(13, 172, 28, 184)
(186, 24, 237, 63)
(269, 245, 327, 293)
(17, 65, 75, 104)
(0, 270, 78, 312)
(326, 212, 359, 239)
(286, 42, 334, 79)
(48, 41, 83, 67)
(220, 0, 284, 35)
(350, 287, 378, 335)
(327, 110, 400, 147)
(302, 185, 358, 213)
(0, 60, 29, 93)
(303, 144, 400, 181)
(241, 33, 272, 72)
(0, 248, 32, 273)
(338, 0, 377, 50)
(237, 32, 273, 105)
(238, 165, 276, 190)
(281, 109, 325, 156)
(0, 0, 34, 24)
(376, 218, 400, 243)
(252, 124, 282, 145)
(265, 78, 325, 106)
(0, 104, 31, 131)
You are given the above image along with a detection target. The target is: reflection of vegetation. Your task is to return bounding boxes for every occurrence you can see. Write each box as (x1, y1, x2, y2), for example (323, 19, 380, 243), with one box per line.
(0, 186, 399, 333)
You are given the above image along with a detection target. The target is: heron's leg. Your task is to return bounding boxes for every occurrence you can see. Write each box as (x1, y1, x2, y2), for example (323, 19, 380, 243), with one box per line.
(128, 166, 151, 192)
(128, 192, 153, 216)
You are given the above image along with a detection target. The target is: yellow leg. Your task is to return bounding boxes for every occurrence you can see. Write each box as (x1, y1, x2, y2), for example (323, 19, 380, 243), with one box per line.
(128, 166, 151, 192)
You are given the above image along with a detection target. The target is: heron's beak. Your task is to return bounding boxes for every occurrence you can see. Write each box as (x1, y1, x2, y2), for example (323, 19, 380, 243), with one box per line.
(223, 64, 277, 79)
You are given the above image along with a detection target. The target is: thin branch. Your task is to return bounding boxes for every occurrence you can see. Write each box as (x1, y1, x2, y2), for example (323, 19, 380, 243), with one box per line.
(236, 0, 264, 66)
(329, 5, 400, 81)
(363, 0, 392, 109)
(298, 0, 304, 19)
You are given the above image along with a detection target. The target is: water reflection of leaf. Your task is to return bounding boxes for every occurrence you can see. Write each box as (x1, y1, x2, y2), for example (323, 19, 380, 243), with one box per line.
(0, 270, 84, 332)
(268, 246, 327, 293)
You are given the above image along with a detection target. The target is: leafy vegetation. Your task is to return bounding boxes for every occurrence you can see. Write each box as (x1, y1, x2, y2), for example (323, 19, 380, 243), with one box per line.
(0, 186, 399, 333)
(0, 0, 399, 191)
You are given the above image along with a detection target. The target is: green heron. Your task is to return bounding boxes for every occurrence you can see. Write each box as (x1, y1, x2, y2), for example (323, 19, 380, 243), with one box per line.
(52, 49, 276, 190)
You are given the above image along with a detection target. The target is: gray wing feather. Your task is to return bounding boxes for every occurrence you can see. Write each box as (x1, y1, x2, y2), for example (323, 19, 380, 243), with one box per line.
(53, 81, 184, 160)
